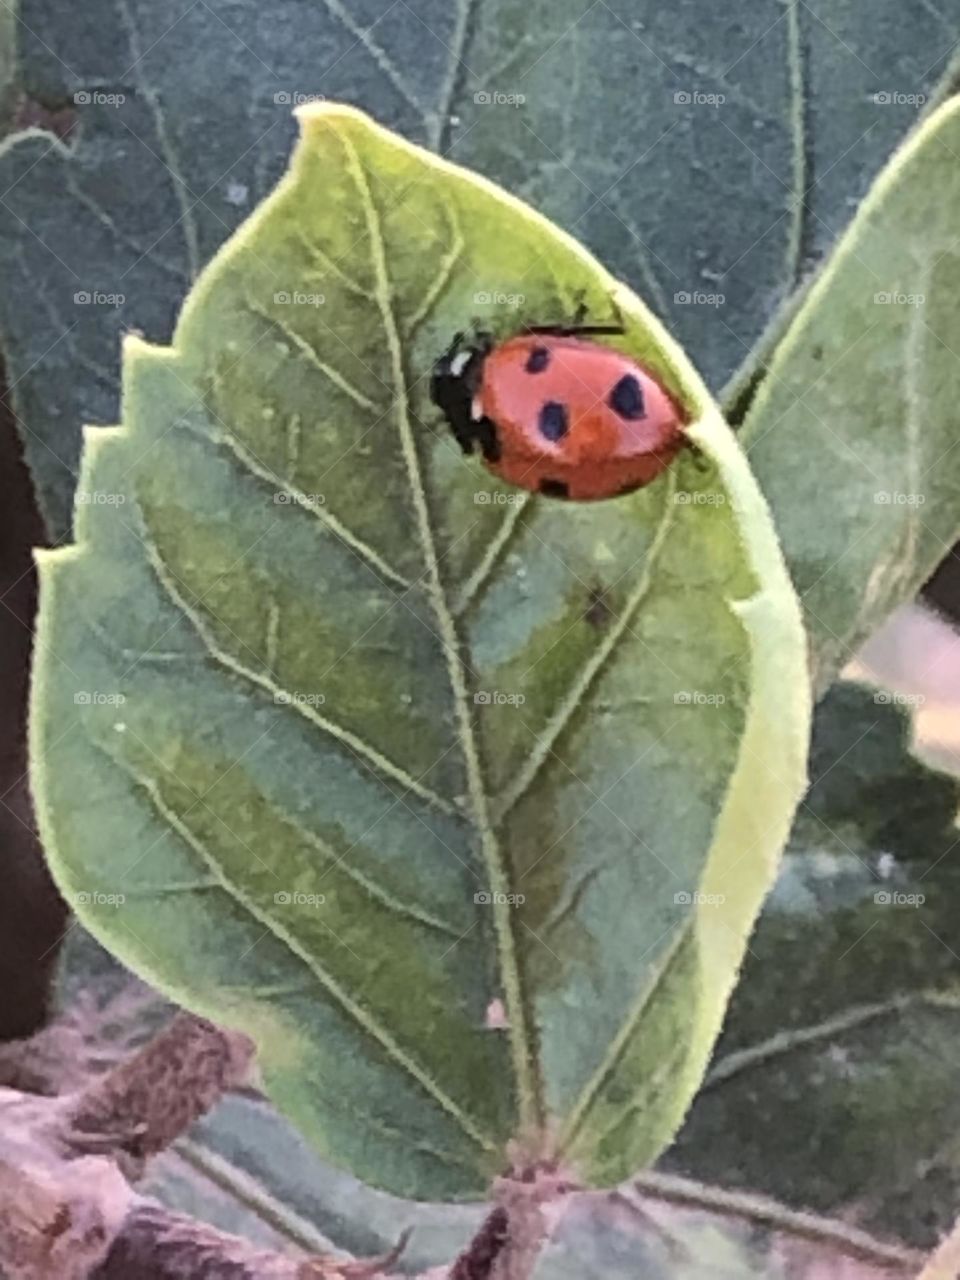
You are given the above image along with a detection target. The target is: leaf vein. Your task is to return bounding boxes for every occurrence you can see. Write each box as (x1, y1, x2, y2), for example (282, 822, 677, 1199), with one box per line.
(243, 298, 381, 411)
(111, 752, 497, 1156)
(406, 210, 465, 334)
(496, 474, 678, 820)
(559, 919, 692, 1154)
(178, 413, 412, 590)
(452, 492, 532, 617)
(139, 525, 458, 818)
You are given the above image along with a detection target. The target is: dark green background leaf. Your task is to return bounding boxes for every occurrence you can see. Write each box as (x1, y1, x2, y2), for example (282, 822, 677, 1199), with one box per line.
(0, 0, 957, 535)
(528, 1181, 920, 1279)
(667, 681, 960, 1248)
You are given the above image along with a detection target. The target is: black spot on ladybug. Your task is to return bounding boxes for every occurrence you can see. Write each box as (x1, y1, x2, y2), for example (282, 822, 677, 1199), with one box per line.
(608, 374, 645, 420)
(525, 345, 551, 374)
(475, 417, 501, 463)
(585, 587, 612, 629)
(539, 478, 569, 499)
(538, 401, 569, 441)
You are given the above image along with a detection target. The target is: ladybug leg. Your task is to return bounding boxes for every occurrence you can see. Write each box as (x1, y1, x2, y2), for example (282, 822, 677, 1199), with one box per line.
(474, 416, 502, 463)
(523, 298, 626, 338)
(565, 294, 625, 334)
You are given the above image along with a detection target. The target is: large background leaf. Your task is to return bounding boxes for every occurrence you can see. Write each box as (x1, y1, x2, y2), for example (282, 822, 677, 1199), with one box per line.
(667, 680, 960, 1249)
(30, 105, 807, 1199)
(529, 1183, 922, 1279)
(743, 97, 960, 689)
(0, 0, 957, 536)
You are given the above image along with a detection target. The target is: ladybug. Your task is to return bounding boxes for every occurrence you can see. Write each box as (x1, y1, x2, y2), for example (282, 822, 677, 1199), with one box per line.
(430, 307, 688, 501)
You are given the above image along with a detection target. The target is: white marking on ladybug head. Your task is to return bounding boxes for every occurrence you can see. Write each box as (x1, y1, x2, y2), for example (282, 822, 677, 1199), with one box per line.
(471, 394, 484, 421)
(449, 350, 472, 377)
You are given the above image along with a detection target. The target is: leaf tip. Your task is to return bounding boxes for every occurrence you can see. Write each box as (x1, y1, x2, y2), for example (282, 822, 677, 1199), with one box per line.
(294, 99, 375, 140)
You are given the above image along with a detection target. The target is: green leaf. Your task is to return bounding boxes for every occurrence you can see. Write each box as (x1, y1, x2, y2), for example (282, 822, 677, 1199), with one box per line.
(0, 0, 955, 536)
(743, 97, 960, 690)
(668, 681, 960, 1248)
(528, 1183, 920, 1279)
(31, 104, 809, 1198)
(0, 1, 17, 132)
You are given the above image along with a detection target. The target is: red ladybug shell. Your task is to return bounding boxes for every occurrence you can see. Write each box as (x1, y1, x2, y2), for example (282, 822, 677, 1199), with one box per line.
(472, 335, 686, 501)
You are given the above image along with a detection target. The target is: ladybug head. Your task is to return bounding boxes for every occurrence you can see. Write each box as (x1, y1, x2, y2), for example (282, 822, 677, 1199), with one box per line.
(430, 332, 497, 458)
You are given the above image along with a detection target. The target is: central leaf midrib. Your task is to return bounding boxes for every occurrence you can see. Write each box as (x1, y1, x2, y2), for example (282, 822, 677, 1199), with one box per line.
(335, 128, 546, 1138)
